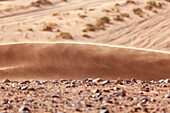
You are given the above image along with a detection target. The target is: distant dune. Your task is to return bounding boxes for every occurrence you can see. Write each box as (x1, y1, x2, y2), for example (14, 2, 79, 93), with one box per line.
(0, 0, 170, 80)
(0, 42, 170, 80)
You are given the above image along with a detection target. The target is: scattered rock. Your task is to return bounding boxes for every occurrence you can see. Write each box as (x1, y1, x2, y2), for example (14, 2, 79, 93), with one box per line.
(164, 93, 170, 98)
(117, 90, 126, 97)
(19, 106, 31, 112)
(20, 86, 28, 90)
(101, 80, 110, 85)
(20, 80, 30, 84)
(100, 109, 109, 113)
(164, 79, 170, 83)
(3, 79, 11, 83)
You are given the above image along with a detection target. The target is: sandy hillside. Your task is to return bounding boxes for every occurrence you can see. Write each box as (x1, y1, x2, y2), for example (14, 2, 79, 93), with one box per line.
(0, 0, 170, 80)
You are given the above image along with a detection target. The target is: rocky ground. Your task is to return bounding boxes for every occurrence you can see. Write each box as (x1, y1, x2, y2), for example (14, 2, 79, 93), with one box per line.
(0, 78, 169, 113)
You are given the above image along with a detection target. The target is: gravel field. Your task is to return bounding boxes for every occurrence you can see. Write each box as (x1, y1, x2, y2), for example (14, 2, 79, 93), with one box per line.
(0, 78, 169, 113)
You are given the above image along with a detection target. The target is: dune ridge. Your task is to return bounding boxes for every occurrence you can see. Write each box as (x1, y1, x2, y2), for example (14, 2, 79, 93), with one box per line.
(0, 42, 170, 80)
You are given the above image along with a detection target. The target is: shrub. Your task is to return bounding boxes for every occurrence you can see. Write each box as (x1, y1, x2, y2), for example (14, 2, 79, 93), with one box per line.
(57, 32, 73, 39)
(126, 0, 136, 4)
(82, 34, 91, 38)
(114, 15, 124, 21)
(42, 23, 57, 31)
(147, 1, 164, 8)
(120, 13, 130, 18)
(78, 14, 87, 19)
(83, 24, 96, 32)
(133, 8, 143, 17)
(27, 28, 33, 31)
(144, 5, 153, 10)
(102, 9, 111, 13)
(31, 0, 52, 7)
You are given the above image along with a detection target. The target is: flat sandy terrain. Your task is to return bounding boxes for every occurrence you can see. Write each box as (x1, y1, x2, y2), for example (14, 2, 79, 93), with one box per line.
(0, 0, 169, 112)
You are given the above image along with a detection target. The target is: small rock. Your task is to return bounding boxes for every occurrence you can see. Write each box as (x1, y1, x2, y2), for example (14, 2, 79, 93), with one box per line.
(164, 79, 170, 83)
(163, 84, 167, 87)
(20, 80, 30, 84)
(92, 78, 102, 83)
(0, 86, 5, 89)
(20, 86, 28, 90)
(3, 79, 10, 83)
(140, 97, 149, 103)
(117, 90, 126, 97)
(101, 80, 110, 85)
(92, 93, 101, 98)
(86, 104, 92, 107)
(115, 79, 123, 84)
(141, 87, 149, 92)
(131, 78, 137, 82)
(165, 93, 170, 98)
(1, 99, 8, 104)
(158, 79, 164, 83)
(18, 106, 31, 112)
(113, 87, 120, 91)
(93, 89, 100, 93)
(41, 81, 48, 84)
(64, 86, 71, 88)
(100, 109, 109, 113)
(51, 94, 60, 98)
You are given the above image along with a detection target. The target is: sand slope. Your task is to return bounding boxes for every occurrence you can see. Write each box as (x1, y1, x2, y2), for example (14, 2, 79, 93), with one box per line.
(0, 42, 170, 80)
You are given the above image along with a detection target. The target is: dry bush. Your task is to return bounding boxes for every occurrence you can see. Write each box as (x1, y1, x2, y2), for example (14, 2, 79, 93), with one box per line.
(27, 28, 33, 31)
(147, 1, 164, 8)
(83, 16, 110, 32)
(82, 34, 91, 38)
(133, 8, 143, 17)
(96, 16, 110, 28)
(56, 32, 73, 39)
(4, 8, 12, 12)
(31, 0, 52, 7)
(120, 13, 130, 18)
(152, 10, 158, 13)
(102, 9, 111, 13)
(52, 13, 58, 16)
(126, 0, 136, 4)
(42, 23, 57, 31)
(16, 29, 22, 32)
(165, 0, 170, 2)
(83, 24, 96, 32)
(78, 14, 87, 19)
(114, 15, 124, 21)
(144, 5, 153, 10)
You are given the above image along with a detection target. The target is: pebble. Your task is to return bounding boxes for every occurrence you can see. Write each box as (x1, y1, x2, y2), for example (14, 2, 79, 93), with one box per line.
(20, 80, 30, 84)
(164, 79, 170, 83)
(113, 87, 120, 91)
(101, 80, 110, 85)
(64, 86, 71, 88)
(92, 78, 102, 83)
(0, 86, 5, 89)
(100, 109, 109, 113)
(141, 87, 150, 92)
(20, 86, 28, 90)
(117, 90, 126, 97)
(164, 93, 170, 98)
(140, 97, 149, 103)
(3, 79, 11, 83)
(19, 106, 31, 112)
(51, 94, 60, 98)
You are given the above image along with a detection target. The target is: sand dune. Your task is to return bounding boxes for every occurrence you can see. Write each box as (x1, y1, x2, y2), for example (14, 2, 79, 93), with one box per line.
(0, 42, 170, 80)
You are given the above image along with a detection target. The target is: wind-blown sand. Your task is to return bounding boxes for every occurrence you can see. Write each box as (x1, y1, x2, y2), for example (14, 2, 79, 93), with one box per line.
(0, 42, 170, 80)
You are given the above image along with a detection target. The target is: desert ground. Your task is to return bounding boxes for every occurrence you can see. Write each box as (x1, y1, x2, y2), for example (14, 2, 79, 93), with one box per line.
(0, 0, 169, 112)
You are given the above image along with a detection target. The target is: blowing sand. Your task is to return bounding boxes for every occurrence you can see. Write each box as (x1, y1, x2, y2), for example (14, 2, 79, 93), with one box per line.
(0, 0, 169, 112)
